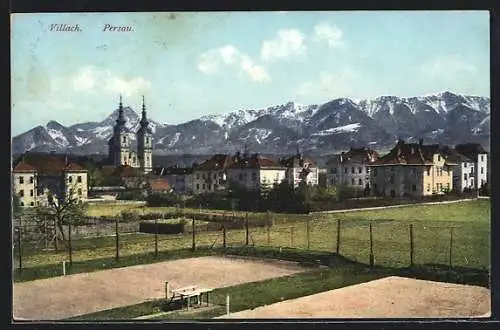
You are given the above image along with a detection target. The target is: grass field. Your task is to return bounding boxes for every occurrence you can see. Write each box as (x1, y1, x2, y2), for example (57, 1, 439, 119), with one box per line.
(14, 200, 490, 279)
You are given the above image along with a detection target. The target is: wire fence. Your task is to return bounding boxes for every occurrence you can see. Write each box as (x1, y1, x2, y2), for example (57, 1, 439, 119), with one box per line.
(12, 212, 489, 272)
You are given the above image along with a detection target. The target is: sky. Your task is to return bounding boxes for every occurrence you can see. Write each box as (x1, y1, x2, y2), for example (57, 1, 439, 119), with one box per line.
(11, 11, 490, 136)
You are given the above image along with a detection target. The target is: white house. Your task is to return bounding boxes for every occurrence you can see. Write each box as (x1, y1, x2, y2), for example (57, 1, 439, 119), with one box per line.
(454, 143, 489, 190)
(280, 153, 319, 188)
(226, 153, 286, 191)
(325, 147, 379, 192)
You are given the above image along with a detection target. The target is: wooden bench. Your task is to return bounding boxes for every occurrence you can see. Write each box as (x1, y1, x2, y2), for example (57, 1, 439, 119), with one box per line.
(166, 283, 214, 310)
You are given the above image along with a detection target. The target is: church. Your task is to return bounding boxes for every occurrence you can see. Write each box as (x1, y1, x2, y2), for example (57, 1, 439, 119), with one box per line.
(108, 95, 154, 174)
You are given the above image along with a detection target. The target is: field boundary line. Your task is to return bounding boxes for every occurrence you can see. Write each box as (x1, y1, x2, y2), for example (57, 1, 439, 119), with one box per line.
(310, 198, 478, 215)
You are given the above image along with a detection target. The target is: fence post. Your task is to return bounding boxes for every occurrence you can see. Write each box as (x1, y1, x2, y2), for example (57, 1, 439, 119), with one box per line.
(336, 219, 341, 255)
(449, 227, 454, 268)
(245, 212, 249, 246)
(290, 226, 294, 248)
(16, 227, 22, 272)
(154, 217, 158, 257)
(223, 223, 227, 248)
(226, 294, 230, 316)
(369, 222, 374, 267)
(68, 222, 73, 265)
(115, 216, 119, 261)
(409, 224, 414, 268)
(306, 217, 311, 250)
(267, 213, 271, 246)
(192, 217, 196, 252)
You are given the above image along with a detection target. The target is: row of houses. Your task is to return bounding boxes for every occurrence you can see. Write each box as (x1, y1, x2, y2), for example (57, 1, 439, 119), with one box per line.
(12, 141, 488, 207)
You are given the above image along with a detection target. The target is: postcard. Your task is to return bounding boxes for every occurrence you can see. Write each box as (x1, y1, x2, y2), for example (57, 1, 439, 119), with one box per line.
(11, 11, 490, 321)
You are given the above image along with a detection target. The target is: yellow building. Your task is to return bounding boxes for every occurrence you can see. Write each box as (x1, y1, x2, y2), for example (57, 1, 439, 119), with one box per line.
(369, 140, 455, 198)
(12, 154, 89, 207)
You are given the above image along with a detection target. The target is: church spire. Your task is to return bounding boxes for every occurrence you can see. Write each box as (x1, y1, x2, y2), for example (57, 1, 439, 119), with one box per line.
(140, 95, 149, 127)
(116, 94, 126, 126)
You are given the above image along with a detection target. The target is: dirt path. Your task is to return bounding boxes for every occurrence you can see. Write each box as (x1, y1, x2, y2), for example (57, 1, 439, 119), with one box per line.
(219, 276, 490, 319)
(13, 256, 308, 320)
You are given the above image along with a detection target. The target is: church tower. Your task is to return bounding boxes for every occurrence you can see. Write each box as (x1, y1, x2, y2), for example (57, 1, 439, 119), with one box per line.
(109, 95, 131, 166)
(137, 96, 153, 173)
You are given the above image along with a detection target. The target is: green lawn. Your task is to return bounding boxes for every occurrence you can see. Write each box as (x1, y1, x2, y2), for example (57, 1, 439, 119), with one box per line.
(14, 199, 490, 275)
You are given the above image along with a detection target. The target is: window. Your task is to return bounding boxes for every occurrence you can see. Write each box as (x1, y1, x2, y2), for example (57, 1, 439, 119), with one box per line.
(202, 173, 206, 179)
(427, 169, 430, 176)
(29, 176, 34, 184)
(373, 168, 378, 176)
(438, 155, 441, 161)
(344, 167, 348, 174)
(30, 189, 33, 197)
(331, 168, 337, 174)
(196, 174, 200, 180)
(390, 176, 395, 184)
(351, 167, 355, 174)
(239, 173, 243, 180)
(481, 155, 484, 162)
(481, 167, 484, 174)
(427, 184, 430, 192)
(358, 167, 362, 174)
(78, 188, 82, 196)
(123, 136, 126, 143)
(208, 184, 211, 190)
(351, 178, 355, 185)
(19, 176, 24, 184)
(213, 174, 217, 179)
(214, 184, 218, 190)
(358, 179, 363, 186)
(146, 137, 150, 144)
(20, 190, 24, 197)
(202, 184, 206, 190)
(412, 184, 416, 192)
(464, 163, 467, 168)
(196, 184, 200, 190)
(30, 202, 34, 206)
(464, 173, 468, 180)
(77, 176, 82, 183)
(251, 172, 257, 181)
(20, 202, 24, 206)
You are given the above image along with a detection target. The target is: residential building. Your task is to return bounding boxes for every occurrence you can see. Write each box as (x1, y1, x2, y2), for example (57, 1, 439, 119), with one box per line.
(440, 146, 476, 192)
(369, 139, 455, 198)
(12, 154, 89, 207)
(280, 152, 319, 188)
(192, 154, 235, 194)
(108, 95, 154, 174)
(226, 152, 286, 191)
(144, 178, 171, 196)
(454, 143, 488, 189)
(153, 166, 194, 194)
(326, 147, 379, 193)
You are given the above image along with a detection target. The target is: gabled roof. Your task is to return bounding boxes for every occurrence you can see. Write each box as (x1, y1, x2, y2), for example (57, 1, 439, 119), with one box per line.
(194, 154, 235, 171)
(15, 154, 87, 175)
(154, 166, 194, 176)
(147, 178, 170, 191)
(440, 146, 473, 163)
(372, 140, 447, 166)
(228, 154, 285, 170)
(326, 147, 379, 165)
(455, 143, 488, 162)
(13, 162, 37, 173)
(280, 154, 317, 168)
(111, 165, 141, 177)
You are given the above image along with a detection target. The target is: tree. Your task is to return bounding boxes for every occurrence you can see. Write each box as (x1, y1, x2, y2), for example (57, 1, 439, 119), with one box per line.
(35, 186, 87, 250)
(12, 194, 23, 220)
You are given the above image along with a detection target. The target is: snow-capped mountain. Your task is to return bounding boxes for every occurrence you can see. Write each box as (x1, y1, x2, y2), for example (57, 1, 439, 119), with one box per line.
(12, 91, 490, 156)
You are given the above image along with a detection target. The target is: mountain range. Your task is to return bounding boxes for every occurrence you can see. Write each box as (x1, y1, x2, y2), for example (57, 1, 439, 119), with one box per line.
(12, 91, 490, 156)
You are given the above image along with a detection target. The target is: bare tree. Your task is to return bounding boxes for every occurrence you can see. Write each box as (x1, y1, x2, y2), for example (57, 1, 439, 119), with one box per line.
(35, 186, 87, 250)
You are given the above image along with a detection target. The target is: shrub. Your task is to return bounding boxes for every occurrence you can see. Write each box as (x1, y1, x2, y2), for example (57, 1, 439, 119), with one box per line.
(121, 210, 141, 222)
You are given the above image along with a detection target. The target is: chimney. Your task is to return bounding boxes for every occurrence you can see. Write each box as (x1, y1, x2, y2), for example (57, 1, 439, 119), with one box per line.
(419, 138, 423, 146)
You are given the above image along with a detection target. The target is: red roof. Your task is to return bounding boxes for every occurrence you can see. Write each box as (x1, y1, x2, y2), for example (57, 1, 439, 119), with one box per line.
(194, 154, 235, 171)
(148, 178, 170, 191)
(372, 141, 446, 166)
(111, 165, 141, 177)
(15, 154, 87, 175)
(228, 155, 284, 169)
(327, 148, 379, 165)
(13, 162, 36, 172)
